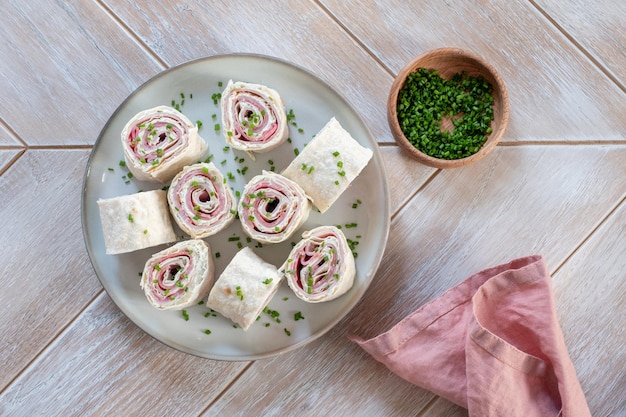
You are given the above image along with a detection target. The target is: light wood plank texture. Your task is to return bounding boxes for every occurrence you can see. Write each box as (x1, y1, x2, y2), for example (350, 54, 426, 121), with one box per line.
(0, 123, 23, 147)
(424, 197, 626, 417)
(102, 0, 394, 143)
(0, 149, 22, 176)
(0, 1, 163, 146)
(0, 293, 249, 416)
(379, 145, 437, 213)
(0, 150, 101, 391)
(533, 0, 626, 88)
(0, 1, 624, 416)
(551, 199, 626, 416)
(206, 145, 626, 416)
(320, 0, 626, 142)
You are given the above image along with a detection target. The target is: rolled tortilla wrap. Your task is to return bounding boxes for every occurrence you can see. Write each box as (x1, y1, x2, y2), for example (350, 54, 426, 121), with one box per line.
(238, 171, 312, 244)
(140, 239, 214, 310)
(281, 225, 355, 303)
(206, 247, 282, 331)
(281, 117, 372, 213)
(221, 80, 288, 156)
(121, 105, 207, 183)
(167, 162, 236, 238)
(97, 189, 177, 255)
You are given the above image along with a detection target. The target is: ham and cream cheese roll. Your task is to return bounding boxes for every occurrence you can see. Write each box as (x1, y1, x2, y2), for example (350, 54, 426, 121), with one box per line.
(206, 247, 281, 331)
(140, 239, 214, 310)
(238, 171, 312, 244)
(281, 225, 355, 303)
(282, 117, 372, 213)
(121, 105, 207, 183)
(221, 80, 288, 157)
(97, 190, 177, 255)
(167, 162, 236, 238)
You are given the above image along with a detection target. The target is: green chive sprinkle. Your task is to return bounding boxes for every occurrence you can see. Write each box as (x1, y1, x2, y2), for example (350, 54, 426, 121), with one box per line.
(396, 68, 494, 160)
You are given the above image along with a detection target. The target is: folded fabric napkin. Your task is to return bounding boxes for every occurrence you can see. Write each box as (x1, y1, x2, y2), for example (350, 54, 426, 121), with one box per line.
(350, 255, 590, 417)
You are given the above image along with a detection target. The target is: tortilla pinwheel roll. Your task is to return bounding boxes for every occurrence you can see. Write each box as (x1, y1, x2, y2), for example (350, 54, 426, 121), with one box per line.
(140, 239, 214, 310)
(97, 190, 177, 255)
(238, 171, 312, 244)
(221, 80, 288, 156)
(167, 162, 236, 238)
(281, 117, 373, 213)
(206, 247, 281, 331)
(281, 225, 356, 303)
(121, 105, 207, 183)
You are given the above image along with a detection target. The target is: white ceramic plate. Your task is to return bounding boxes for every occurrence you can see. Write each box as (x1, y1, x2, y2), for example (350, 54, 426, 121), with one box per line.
(82, 54, 390, 360)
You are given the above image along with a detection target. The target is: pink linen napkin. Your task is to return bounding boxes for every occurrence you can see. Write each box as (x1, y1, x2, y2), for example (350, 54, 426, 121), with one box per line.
(349, 255, 590, 417)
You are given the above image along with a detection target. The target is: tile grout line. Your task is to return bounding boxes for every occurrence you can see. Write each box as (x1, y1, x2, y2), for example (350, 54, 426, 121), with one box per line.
(551, 193, 626, 278)
(498, 140, 626, 146)
(195, 361, 255, 416)
(391, 168, 441, 222)
(0, 148, 26, 177)
(413, 395, 442, 417)
(95, 0, 168, 70)
(0, 289, 105, 396)
(313, 0, 397, 78)
(0, 116, 28, 148)
(528, 0, 626, 94)
(22, 144, 94, 150)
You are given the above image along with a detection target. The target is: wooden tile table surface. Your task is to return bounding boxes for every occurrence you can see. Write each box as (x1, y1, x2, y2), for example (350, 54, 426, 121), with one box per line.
(0, 1, 624, 416)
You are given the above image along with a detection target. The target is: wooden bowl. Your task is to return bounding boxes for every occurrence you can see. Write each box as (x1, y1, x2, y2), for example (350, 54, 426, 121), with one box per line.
(387, 48, 509, 168)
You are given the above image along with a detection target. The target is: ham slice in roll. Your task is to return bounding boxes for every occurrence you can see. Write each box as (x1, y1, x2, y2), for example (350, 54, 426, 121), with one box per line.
(281, 117, 372, 213)
(167, 162, 236, 238)
(97, 189, 177, 255)
(140, 239, 214, 310)
(121, 105, 207, 183)
(206, 247, 281, 331)
(238, 171, 312, 244)
(221, 80, 288, 157)
(280, 225, 355, 303)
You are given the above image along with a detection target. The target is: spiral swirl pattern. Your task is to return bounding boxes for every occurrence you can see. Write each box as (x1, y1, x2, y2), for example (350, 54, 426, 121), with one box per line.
(121, 105, 206, 182)
(140, 239, 214, 310)
(282, 226, 355, 303)
(238, 171, 311, 244)
(167, 162, 236, 238)
(221, 80, 288, 155)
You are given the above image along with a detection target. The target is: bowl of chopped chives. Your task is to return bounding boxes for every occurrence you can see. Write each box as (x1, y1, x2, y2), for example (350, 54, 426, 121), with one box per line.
(388, 48, 509, 168)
